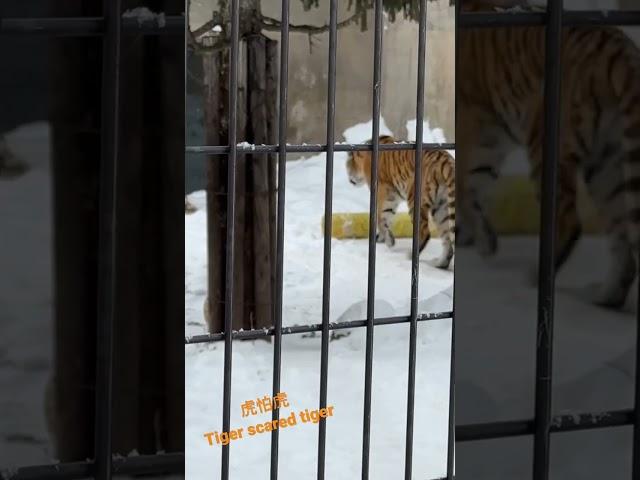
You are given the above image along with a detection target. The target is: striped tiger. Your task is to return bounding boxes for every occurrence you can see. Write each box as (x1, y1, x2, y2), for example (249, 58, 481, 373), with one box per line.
(457, 0, 640, 307)
(346, 135, 456, 269)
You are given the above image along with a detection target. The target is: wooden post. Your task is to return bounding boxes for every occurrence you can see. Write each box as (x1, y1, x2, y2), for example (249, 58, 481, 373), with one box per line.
(248, 35, 278, 330)
(203, 49, 227, 333)
(203, 34, 277, 334)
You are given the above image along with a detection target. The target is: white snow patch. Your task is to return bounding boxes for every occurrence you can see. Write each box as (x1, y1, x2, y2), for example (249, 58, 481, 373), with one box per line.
(122, 7, 166, 28)
(342, 118, 393, 143)
(0, 123, 54, 468)
(186, 118, 453, 479)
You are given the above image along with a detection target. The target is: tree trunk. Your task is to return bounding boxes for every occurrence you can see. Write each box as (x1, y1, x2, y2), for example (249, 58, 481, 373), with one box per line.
(203, 35, 278, 334)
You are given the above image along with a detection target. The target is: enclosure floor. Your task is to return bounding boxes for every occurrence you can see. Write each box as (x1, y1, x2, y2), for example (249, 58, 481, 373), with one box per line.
(185, 119, 455, 479)
(1, 122, 54, 469)
(456, 235, 638, 477)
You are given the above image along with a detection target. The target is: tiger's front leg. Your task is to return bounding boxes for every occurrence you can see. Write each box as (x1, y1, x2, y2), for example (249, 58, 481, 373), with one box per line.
(376, 183, 401, 248)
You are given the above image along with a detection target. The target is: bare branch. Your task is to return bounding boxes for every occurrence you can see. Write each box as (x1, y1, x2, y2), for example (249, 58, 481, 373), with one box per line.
(259, 13, 360, 34)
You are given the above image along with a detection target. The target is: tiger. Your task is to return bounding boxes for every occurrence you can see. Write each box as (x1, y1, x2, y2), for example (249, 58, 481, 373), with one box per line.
(457, 0, 640, 308)
(346, 135, 456, 269)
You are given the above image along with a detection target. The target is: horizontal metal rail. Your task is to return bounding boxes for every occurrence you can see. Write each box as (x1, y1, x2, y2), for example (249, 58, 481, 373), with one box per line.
(3, 11, 640, 37)
(186, 142, 456, 155)
(457, 409, 634, 442)
(2, 453, 184, 480)
(185, 311, 453, 344)
(459, 10, 640, 27)
(0, 16, 184, 36)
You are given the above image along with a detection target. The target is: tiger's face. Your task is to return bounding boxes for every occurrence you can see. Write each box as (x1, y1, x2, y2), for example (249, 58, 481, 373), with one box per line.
(346, 150, 370, 187)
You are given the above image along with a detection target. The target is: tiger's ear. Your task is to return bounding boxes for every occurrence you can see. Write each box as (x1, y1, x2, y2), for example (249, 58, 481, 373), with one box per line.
(379, 134, 395, 143)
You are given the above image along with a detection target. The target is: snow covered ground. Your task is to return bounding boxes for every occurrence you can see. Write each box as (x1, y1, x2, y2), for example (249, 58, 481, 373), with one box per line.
(0, 123, 54, 468)
(455, 234, 639, 478)
(185, 119, 454, 479)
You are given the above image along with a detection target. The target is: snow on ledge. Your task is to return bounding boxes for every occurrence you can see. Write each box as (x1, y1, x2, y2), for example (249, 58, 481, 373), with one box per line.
(122, 7, 166, 28)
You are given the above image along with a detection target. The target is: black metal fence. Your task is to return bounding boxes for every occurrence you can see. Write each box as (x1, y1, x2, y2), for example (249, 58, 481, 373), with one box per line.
(7, 1, 640, 479)
(455, 3, 640, 480)
(0, 3, 184, 480)
(184, 0, 455, 478)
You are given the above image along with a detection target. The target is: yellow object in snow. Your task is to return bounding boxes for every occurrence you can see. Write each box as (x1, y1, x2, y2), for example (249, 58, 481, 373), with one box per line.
(323, 212, 433, 239)
(323, 176, 604, 239)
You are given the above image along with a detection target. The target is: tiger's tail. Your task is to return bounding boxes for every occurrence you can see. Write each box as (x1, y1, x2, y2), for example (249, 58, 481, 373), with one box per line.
(441, 154, 457, 251)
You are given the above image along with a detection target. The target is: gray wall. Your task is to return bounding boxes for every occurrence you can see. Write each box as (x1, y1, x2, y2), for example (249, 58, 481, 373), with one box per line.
(186, 0, 455, 193)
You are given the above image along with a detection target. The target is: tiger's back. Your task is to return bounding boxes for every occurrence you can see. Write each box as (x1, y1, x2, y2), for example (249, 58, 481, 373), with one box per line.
(458, 0, 640, 307)
(346, 135, 456, 269)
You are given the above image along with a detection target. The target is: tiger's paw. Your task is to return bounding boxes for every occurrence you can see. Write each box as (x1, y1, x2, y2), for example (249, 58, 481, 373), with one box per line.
(376, 230, 395, 248)
(428, 256, 451, 270)
(476, 223, 498, 257)
(385, 231, 395, 248)
(455, 224, 475, 247)
(476, 234, 497, 257)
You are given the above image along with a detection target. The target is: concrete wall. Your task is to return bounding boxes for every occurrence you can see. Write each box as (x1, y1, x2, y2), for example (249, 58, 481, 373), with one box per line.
(188, 0, 455, 144)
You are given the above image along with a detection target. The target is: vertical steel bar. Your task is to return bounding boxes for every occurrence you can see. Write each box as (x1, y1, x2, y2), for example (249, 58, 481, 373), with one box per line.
(362, 0, 383, 476)
(317, 0, 338, 476)
(447, 2, 459, 478)
(404, 0, 428, 477)
(634, 277, 640, 476)
(220, 0, 241, 477)
(533, 2, 563, 479)
(94, 0, 121, 478)
(271, 0, 290, 477)
(446, 317, 455, 479)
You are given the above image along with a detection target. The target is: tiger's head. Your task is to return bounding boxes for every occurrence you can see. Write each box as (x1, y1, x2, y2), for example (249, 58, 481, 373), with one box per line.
(346, 135, 395, 187)
(346, 149, 370, 187)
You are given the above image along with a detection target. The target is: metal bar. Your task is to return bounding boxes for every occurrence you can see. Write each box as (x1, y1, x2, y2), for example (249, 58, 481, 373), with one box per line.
(220, 0, 241, 477)
(0, 16, 184, 36)
(94, 0, 122, 478)
(447, 1, 459, 477)
(634, 274, 640, 475)
(185, 312, 453, 344)
(404, 0, 428, 477)
(457, 409, 634, 442)
(5, 453, 185, 480)
(271, 0, 290, 476)
(361, 0, 384, 476)
(458, 10, 640, 28)
(185, 142, 456, 155)
(3, 10, 640, 37)
(446, 317, 455, 479)
(317, 0, 338, 476)
(533, 1, 563, 479)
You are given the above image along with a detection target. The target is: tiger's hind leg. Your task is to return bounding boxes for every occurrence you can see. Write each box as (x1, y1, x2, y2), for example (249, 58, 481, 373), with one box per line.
(460, 123, 514, 257)
(429, 187, 455, 269)
(527, 149, 583, 284)
(583, 117, 639, 308)
(376, 183, 402, 248)
(407, 201, 432, 261)
(591, 228, 636, 308)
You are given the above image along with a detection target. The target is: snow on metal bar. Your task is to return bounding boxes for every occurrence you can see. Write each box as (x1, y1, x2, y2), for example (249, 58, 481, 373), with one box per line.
(184, 311, 453, 344)
(185, 142, 456, 155)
